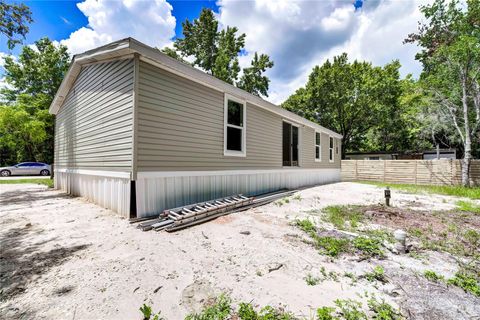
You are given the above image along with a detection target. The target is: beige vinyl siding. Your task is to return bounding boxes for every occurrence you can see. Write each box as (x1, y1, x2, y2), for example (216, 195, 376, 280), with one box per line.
(54, 58, 134, 171)
(137, 61, 340, 171)
(301, 128, 341, 168)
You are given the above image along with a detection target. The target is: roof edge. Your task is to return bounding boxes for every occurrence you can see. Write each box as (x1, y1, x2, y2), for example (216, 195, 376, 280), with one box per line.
(49, 38, 342, 139)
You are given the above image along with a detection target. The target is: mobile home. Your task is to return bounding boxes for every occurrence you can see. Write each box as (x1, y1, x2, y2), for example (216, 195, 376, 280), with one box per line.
(50, 38, 342, 218)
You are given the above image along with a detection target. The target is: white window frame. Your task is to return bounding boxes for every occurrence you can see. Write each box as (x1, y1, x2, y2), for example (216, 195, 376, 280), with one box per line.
(224, 94, 246, 157)
(315, 131, 322, 162)
(282, 119, 302, 167)
(329, 136, 334, 163)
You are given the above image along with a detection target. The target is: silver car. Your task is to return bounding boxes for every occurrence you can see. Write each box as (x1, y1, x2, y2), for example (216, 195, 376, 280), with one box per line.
(0, 162, 51, 177)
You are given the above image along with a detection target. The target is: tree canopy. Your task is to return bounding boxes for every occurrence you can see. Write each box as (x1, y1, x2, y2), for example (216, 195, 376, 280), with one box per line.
(167, 8, 274, 97)
(0, 0, 32, 49)
(406, 0, 480, 186)
(282, 53, 413, 156)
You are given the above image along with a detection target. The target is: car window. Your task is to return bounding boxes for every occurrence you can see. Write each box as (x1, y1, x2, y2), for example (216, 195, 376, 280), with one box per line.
(31, 163, 43, 167)
(17, 163, 29, 167)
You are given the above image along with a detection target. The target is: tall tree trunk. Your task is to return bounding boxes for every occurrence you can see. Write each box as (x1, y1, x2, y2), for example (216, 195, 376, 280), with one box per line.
(461, 74, 471, 187)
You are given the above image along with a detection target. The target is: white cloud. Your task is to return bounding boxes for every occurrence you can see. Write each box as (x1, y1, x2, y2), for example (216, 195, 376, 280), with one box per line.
(217, 0, 425, 104)
(61, 0, 176, 55)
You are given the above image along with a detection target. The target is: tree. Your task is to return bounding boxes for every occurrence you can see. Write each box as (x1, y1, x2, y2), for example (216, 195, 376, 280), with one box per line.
(0, 0, 32, 50)
(0, 38, 70, 165)
(169, 8, 273, 96)
(0, 105, 46, 165)
(237, 52, 274, 97)
(282, 53, 405, 157)
(406, 0, 480, 186)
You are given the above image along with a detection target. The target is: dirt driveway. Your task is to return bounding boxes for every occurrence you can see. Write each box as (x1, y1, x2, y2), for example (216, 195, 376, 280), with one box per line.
(0, 182, 478, 319)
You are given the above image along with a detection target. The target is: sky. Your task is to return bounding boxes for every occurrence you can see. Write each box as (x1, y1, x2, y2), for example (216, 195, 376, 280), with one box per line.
(0, 0, 425, 104)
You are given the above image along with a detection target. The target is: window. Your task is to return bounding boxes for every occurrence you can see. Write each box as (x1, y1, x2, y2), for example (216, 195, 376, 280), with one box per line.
(315, 132, 321, 161)
(283, 122, 299, 166)
(329, 136, 334, 162)
(224, 95, 246, 156)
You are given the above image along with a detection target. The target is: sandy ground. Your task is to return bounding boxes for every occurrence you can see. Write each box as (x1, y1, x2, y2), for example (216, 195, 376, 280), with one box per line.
(0, 182, 478, 320)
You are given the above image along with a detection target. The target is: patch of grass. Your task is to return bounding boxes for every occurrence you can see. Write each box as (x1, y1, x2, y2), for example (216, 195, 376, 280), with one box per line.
(275, 197, 291, 206)
(139, 304, 164, 320)
(323, 205, 364, 230)
(358, 181, 480, 200)
(294, 219, 316, 235)
(305, 273, 320, 286)
(292, 194, 302, 201)
(334, 299, 367, 320)
(367, 298, 403, 320)
(363, 266, 387, 284)
(294, 219, 350, 258)
(464, 229, 480, 249)
(353, 236, 384, 258)
(0, 178, 53, 188)
(423, 270, 445, 282)
(316, 236, 350, 257)
(316, 307, 336, 320)
(185, 294, 232, 320)
(362, 229, 395, 244)
(447, 272, 480, 297)
(456, 200, 480, 214)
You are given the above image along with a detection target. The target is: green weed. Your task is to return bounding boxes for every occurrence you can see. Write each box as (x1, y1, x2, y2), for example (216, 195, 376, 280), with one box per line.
(423, 270, 445, 282)
(368, 298, 403, 320)
(185, 294, 231, 320)
(305, 273, 320, 286)
(323, 205, 364, 230)
(364, 266, 387, 283)
(447, 272, 480, 297)
(316, 307, 337, 320)
(334, 299, 367, 320)
(294, 219, 316, 235)
(456, 200, 480, 214)
(139, 304, 164, 320)
(316, 236, 350, 257)
(353, 237, 384, 258)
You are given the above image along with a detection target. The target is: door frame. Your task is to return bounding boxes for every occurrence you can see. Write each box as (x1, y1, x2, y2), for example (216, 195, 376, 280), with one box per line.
(282, 120, 301, 167)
